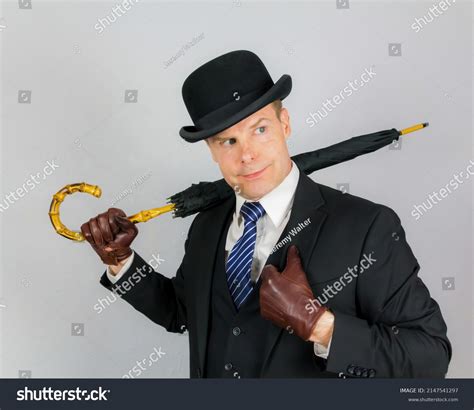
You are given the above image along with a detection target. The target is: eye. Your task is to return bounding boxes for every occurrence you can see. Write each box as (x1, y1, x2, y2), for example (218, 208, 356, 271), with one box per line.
(222, 138, 237, 146)
(256, 126, 266, 135)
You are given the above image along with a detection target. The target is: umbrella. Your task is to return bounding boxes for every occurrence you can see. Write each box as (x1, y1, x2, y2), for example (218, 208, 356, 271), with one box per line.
(49, 123, 428, 241)
(168, 123, 428, 217)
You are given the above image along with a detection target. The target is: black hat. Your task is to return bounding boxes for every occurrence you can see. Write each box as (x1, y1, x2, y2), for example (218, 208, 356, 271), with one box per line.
(179, 50, 292, 143)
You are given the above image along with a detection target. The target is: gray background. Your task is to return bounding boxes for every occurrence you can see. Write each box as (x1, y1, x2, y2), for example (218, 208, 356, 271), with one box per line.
(0, 0, 472, 378)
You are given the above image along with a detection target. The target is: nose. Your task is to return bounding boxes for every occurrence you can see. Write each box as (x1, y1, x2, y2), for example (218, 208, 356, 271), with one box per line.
(240, 139, 257, 164)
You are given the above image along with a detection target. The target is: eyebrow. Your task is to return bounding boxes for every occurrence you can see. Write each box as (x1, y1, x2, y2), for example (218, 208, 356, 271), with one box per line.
(213, 117, 270, 142)
(249, 117, 271, 129)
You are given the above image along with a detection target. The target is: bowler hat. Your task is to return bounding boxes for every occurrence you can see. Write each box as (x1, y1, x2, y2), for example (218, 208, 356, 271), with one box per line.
(179, 50, 292, 143)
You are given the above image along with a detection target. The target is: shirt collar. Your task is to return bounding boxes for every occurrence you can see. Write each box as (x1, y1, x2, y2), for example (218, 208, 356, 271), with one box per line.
(234, 159, 300, 228)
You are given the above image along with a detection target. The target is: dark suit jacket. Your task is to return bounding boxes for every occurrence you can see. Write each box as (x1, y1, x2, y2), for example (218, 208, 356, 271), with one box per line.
(100, 168, 452, 378)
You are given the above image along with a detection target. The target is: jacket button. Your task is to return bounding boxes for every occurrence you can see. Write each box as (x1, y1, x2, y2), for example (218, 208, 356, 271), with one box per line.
(233, 371, 241, 378)
(368, 369, 376, 378)
(347, 365, 355, 374)
(232, 327, 241, 336)
(224, 363, 233, 371)
(391, 325, 399, 335)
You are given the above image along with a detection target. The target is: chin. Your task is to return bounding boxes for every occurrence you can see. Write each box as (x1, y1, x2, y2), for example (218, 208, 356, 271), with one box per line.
(241, 183, 272, 200)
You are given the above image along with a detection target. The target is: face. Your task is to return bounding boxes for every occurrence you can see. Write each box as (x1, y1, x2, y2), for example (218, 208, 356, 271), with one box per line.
(205, 102, 292, 201)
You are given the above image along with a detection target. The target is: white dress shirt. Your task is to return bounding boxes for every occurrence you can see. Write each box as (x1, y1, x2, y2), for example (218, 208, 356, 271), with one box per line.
(106, 160, 331, 358)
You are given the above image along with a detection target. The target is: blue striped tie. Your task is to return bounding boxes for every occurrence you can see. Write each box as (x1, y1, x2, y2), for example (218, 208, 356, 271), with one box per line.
(226, 201, 266, 309)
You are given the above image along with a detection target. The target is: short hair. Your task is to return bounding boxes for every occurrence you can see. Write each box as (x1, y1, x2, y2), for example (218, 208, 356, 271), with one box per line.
(272, 99, 283, 121)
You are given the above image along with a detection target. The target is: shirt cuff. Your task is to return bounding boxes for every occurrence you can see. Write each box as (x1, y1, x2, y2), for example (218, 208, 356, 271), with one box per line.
(106, 251, 135, 283)
(313, 334, 332, 359)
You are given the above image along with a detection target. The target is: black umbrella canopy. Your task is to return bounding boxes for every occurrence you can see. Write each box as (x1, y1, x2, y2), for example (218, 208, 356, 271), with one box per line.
(168, 124, 428, 218)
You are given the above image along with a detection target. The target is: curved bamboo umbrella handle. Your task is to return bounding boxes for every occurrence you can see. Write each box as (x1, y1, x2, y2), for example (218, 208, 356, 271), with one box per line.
(49, 182, 175, 242)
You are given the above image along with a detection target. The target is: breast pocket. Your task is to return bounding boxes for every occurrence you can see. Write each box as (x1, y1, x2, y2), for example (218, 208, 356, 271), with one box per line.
(306, 263, 358, 312)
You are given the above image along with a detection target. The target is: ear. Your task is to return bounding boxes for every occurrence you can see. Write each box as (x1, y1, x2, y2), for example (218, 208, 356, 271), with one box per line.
(280, 107, 291, 140)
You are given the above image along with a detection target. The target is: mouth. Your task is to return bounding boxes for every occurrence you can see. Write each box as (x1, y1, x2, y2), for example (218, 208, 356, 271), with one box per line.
(241, 165, 269, 180)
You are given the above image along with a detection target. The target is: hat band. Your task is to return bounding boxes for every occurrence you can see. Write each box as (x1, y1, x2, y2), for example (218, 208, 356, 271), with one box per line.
(194, 85, 271, 130)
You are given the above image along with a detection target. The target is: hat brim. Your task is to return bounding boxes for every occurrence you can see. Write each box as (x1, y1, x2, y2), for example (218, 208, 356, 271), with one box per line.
(179, 74, 292, 143)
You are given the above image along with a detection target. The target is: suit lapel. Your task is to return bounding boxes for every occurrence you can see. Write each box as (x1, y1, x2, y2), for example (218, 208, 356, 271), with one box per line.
(257, 170, 328, 376)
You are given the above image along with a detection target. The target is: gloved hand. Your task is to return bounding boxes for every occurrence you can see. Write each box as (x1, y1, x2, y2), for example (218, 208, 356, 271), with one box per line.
(80, 207, 138, 266)
(259, 244, 328, 341)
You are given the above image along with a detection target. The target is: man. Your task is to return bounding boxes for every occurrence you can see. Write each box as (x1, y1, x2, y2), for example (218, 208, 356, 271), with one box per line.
(81, 50, 452, 378)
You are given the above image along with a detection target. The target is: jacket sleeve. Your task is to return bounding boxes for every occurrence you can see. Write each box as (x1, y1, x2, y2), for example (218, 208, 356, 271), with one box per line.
(325, 206, 452, 378)
(98, 216, 198, 334)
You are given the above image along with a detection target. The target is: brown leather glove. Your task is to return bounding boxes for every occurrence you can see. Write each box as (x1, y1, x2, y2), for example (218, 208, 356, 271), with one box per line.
(80, 208, 138, 266)
(259, 244, 328, 341)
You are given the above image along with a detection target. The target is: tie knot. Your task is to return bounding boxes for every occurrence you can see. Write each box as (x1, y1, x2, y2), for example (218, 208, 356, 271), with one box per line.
(240, 201, 265, 223)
